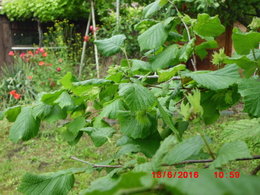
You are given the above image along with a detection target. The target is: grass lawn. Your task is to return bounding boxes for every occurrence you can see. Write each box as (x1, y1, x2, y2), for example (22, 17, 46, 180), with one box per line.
(0, 109, 259, 194)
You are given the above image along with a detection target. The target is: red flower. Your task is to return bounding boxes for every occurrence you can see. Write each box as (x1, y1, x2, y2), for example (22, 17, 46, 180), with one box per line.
(83, 35, 90, 42)
(8, 51, 15, 56)
(90, 26, 99, 33)
(27, 75, 33, 80)
(42, 52, 48, 57)
(27, 51, 34, 56)
(9, 90, 17, 95)
(35, 50, 39, 54)
(56, 67, 61, 72)
(20, 53, 26, 58)
(9, 90, 21, 100)
(13, 93, 21, 100)
(48, 63, 53, 66)
(38, 61, 45, 66)
(37, 48, 45, 53)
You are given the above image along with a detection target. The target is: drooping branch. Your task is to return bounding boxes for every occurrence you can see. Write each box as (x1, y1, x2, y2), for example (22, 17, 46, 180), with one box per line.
(71, 155, 260, 168)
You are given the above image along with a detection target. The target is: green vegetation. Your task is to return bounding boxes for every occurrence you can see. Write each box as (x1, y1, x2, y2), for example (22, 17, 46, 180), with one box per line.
(0, 0, 260, 194)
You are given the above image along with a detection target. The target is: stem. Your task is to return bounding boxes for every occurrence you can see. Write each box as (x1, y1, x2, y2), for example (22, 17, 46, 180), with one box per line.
(90, 0, 100, 78)
(197, 124, 216, 160)
(169, 1, 197, 71)
(79, 13, 92, 79)
(252, 49, 259, 76)
(121, 47, 130, 67)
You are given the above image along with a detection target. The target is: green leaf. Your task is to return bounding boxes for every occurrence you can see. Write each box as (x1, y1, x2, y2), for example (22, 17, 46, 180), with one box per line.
(179, 38, 195, 62)
(222, 118, 260, 142)
(118, 110, 157, 139)
(44, 105, 67, 122)
(18, 168, 85, 195)
(232, 28, 260, 55)
(238, 79, 260, 117)
(4, 105, 21, 122)
(41, 90, 63, 105)
(95, 35, 126, 56)
(117, 132, 161, 158)
(73, 79, 112, 87)
(138, 23, 168, 51)
(131, 59, 152, 72)
(193, 13, 225, 38)
(59, 72, 76, 89)
(81, 127, 115, 147)
(157, 102, 180, 137)
(185, 64, 240, 90)
(224, 56, 258, 78)
(119, 83, 156, 111)
(160, 169, 260, 195)
(210, 141, 251, 168)
(158, 64, 186, 82)
(201, 88, 240, 124)
(152, 135, 178, 169)
(162, 135, 204, 164)
(195, 40, 218, 60)
(151, 45, 180, 71)
(143, 0, 167, 18)
(32, 103, 52, 119)
(54, 91, 74, 109)
(81, 172, 150, 195)
(9, 107, 40, 143)
(100, 99, 125, 119)
(62, 117, 86, 142)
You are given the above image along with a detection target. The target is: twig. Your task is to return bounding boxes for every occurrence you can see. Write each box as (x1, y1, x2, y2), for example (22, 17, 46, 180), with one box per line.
(251, 163, 260, 175)
(71, 156, 122, 168)
(133, 75, 181, 80)
(71, 155, 260, 168)
(169, 1, 197, 71)
(146, 84, 178, 90)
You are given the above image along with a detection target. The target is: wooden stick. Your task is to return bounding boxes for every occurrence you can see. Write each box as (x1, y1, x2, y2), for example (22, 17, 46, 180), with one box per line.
(79, 12, 92, 79)
(116, 0, 120, 32)
(91, 0, 100, 78)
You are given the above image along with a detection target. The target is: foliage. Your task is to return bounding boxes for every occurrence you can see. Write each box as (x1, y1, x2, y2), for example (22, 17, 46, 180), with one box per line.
(1, 0, 260, 194)
(2, 0, 88, 22)
(97, 3, 144, 57)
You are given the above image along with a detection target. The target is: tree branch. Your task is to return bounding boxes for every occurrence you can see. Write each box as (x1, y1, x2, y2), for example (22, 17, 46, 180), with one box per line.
(71, 155, 260, 168)
(71, 156, 122, 168)
(133, 75, 181, 80)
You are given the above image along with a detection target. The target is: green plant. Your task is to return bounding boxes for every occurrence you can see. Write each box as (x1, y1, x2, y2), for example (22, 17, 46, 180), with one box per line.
(1, 0, 260, 194)
(0, 56, 37, 109)
(98, 3, 144, 57)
